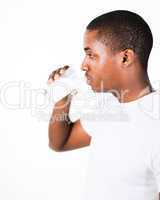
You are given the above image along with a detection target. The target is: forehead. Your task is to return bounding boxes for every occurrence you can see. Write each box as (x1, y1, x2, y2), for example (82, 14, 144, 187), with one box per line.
(83, 30, 109, 54)
(83, 30, 99, 49)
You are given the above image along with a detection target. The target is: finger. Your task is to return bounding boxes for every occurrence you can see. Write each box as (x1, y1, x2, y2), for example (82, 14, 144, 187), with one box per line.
(56, 68, 63, 75)
(53, 72, 60, 80)
(59, 68, 65, 75)
(47, 65, 70, 84)
(47, 71, 57, 84)
(59, 65, 70, 75)
(48, 71, 56, 81)
(47, 78, 53, 84)
(63, 65, 70, 70)
(52, 65, 69, 79)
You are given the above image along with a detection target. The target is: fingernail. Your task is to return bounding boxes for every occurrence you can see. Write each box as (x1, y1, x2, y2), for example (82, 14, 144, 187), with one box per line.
(54, 74, 59, 80)
(59, 69, 65, 74)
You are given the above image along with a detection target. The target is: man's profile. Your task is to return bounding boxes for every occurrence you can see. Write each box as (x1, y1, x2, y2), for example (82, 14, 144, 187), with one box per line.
(48, 10, 160, 200)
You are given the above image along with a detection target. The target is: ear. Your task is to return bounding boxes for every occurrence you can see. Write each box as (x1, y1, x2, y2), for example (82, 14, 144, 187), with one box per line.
(121, 49, 135, 67)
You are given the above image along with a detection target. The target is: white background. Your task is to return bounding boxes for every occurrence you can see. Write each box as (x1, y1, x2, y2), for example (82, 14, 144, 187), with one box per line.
(0, 0, 160, 200)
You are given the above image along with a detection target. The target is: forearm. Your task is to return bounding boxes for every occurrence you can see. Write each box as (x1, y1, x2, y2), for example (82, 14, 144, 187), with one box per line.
(48, 94, 73, 151)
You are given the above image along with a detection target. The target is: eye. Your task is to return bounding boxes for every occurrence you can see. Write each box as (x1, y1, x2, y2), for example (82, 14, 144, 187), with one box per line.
(87, 53, 94, 59)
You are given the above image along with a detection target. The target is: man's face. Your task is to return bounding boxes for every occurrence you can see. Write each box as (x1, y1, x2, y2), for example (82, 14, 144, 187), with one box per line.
(81, 30, 122, 92)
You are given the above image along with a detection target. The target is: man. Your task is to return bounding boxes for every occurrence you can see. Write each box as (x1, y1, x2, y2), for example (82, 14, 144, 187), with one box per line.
(48, 10, 160, 200)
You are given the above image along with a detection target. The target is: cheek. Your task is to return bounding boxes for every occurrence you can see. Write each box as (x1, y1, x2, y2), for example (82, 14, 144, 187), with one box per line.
(100, 61, 113, 81)
(86, 59, 101, 79)
(92, 71, 102, 83)
(99, 62, 119, 88)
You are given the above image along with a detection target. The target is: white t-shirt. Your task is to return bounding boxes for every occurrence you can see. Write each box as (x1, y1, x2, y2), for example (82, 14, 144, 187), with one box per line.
(79, 90, 160, 200)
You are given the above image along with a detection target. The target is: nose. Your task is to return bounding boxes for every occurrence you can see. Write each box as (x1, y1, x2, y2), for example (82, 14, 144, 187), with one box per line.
(81, 58, 89, 72)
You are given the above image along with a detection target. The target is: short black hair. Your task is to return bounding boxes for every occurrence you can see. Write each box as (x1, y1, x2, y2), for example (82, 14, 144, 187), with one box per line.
(86, 10, 153, 69)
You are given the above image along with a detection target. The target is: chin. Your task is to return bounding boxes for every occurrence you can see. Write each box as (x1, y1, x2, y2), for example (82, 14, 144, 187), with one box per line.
(88, 81, 109, 92)
(91, 86, 107, 93)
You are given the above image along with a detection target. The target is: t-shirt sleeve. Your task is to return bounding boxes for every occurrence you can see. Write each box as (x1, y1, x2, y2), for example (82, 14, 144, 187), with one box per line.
(150, 138, 160, 192)
(80, 118, 92, 137)
(68, 90, 94, 137)
(68, 91, 84, 123)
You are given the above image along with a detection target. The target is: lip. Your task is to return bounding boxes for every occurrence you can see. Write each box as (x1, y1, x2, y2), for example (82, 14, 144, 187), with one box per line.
(85, 74, 92, 85)
(85, 73, 92, 80)
(87, 79, 91, 85)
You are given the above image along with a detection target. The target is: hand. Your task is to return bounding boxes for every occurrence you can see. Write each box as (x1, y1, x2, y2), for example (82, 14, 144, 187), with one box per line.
(47, 65, 70, 84)
(46, 65, 78, 103)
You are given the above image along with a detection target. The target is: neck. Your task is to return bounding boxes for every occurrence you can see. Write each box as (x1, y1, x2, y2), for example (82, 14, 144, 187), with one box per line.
(112, 76, 154, 103)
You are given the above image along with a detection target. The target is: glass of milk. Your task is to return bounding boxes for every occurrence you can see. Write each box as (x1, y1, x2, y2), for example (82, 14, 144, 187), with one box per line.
(42, 65, 91, 104)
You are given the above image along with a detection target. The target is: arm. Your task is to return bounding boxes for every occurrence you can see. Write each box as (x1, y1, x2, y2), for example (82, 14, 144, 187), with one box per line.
(48, 94, 91, 152)
(60, 119, 91, 151)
